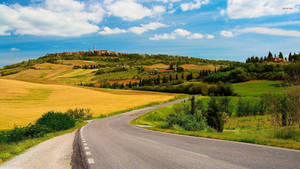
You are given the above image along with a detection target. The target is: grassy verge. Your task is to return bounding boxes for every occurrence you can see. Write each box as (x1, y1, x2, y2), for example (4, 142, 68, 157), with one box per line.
(0, 121, 87, 164)
(131, 102, 300, 150)
(98, 95, 188, 119)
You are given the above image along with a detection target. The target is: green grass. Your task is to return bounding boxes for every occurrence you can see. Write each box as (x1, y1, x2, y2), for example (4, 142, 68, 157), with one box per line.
(0, 121, 87, 164)
(233, 80, 287, 96)
(132, 95, 300, 150)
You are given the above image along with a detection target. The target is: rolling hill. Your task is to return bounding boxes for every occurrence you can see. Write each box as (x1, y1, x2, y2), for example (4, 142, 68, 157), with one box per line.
(0, 78, 177, 129)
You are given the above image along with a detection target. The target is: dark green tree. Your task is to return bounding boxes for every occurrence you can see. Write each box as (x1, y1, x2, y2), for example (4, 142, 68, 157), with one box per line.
(267, 51, 273, 60)
(206, 97, 224, 132)
(279, 52, 284, 59)
(190, 96, 196, 115)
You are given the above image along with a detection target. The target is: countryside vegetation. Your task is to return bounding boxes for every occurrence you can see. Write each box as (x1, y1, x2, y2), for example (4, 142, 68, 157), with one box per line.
(0, 49, 300, 163)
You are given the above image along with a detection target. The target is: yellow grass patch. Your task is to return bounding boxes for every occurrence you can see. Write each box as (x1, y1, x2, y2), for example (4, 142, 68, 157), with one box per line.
(145, 63, 220, 70)
(181, 64, 219, 70)
(4, 63, 96, 85)
(0, 79, 177, 130)
(57, 60, 97, 66)
(5, 63, 72, 82)
(145, 64, 169, 69)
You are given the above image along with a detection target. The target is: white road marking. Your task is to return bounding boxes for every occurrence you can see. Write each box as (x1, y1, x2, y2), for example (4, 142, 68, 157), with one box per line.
(84, 146, 89, 150)
(83, 143, 88, 146)
(86, 151, 91, 156)
(87, 158, 95, 164)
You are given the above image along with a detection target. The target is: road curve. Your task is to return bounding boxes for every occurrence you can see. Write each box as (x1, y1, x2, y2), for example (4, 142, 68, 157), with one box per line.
(76, 99, 300, 169)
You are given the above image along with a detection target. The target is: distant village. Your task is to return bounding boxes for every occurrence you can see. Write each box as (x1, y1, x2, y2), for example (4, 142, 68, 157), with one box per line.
(46, 47, 125, 57)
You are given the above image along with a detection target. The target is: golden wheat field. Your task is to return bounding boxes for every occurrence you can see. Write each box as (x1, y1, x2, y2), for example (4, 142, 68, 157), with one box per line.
(145, 63, 220, 70)
(0, 78, 176, 130)
(181, 64, 220, 70)
(4, 63, 97, 85)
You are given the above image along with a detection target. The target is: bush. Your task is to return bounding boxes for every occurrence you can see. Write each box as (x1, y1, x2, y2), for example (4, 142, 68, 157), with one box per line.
(0, 124, 51, 143)
(273, 127, 300, 141)
(166, 112, 207, 131)
(36, 111, 75, 131)
(65, 108, 93, 119)
(206, 97, 225, 132)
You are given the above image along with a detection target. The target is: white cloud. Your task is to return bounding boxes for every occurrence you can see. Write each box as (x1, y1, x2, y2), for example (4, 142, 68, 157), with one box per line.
(262, 21, 300, 27)
(149, 33, 176, 40)
(152, 5, 166, 15)
(227, 0, 300, 19)
(149, 28, 212, 40)
(237, 27, 300, 37)
(180, 0, 209, 11)
(174, 29, 191, 36)
(106, 0, 165, 21)
(10, 48, 20, 51)
(0, 26, 11, 36)
(220, 30, 233, 37)
(129, 22, 167, 34)
(0, 0, 104, 37)
(99, 27, 127, 35)
(99, 22, 167, 35)
(206, 34, 215, 39)
(187, 33, 204, 39)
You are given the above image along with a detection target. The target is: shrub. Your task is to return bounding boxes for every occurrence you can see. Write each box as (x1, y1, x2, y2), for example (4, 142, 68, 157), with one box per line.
(0, 124, 51, 143)
(273, 127, 300, 141)
(65, 108, 93, 119)
(166, 112, 207, 131)
(206, 97, 225, 132)
(36, 111, 75, 131)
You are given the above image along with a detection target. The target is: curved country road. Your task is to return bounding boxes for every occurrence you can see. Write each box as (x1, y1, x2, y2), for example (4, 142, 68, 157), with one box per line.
(76, 99, 300, 169)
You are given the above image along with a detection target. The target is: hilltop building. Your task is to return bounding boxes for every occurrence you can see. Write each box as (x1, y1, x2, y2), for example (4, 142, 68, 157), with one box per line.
(49, 48, 123, 57)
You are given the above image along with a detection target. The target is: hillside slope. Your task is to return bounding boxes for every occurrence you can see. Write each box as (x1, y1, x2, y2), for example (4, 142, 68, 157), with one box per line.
(0, 78, 176, 129)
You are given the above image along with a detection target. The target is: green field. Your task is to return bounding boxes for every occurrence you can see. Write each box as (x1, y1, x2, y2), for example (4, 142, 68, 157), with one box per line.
(132, 80, 300, 150)
(233, 80, 287, 96)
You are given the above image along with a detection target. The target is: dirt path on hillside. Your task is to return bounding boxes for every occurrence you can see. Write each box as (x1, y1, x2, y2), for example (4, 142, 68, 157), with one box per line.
(0, 131, 75, 169)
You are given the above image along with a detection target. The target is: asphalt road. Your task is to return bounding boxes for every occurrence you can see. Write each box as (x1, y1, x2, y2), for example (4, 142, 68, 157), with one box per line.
(77, 99, 300, 169)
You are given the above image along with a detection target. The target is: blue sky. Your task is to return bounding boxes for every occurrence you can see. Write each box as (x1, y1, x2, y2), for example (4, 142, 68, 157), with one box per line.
(0, 0, 300, 66)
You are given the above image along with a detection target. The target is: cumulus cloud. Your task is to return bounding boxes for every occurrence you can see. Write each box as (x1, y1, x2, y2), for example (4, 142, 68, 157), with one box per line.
(206, 34, 215, 39)
(0, 0, 104, 37)
(99, 27, 127, 35)
(262, 21, 300, 27)
(0, 26, 11, 36)
(149, 33, 176, 40)
(99, 22, 167, 35)
(180, 0, 209, 11)
(187, 33, 204, 39)
(237, 27, 300, 37)
(220, 30, 233, 37)
(149, 28, 211, 40)
(221, 27, 300, 37)
(128, 22, 167, 34)
(106, 0, 165, 21)
(10, 48, 20, 51)
(174, 29, 191, 36)
(227, 0, 300, 19)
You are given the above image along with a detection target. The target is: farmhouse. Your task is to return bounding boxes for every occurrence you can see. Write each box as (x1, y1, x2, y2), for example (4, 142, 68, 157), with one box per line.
(270, 57, 287, 63)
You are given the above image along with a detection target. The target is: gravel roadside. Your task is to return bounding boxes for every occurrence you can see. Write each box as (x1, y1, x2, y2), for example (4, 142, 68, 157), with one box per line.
(0, 131, 75, 169)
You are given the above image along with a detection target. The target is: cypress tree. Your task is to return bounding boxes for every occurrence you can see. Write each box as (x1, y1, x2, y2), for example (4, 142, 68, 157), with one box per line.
(279, 52, 284, 59)
(267, 51, 273, 60)
(169, 74, 173, 81)
(190, 96, 196, 115)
